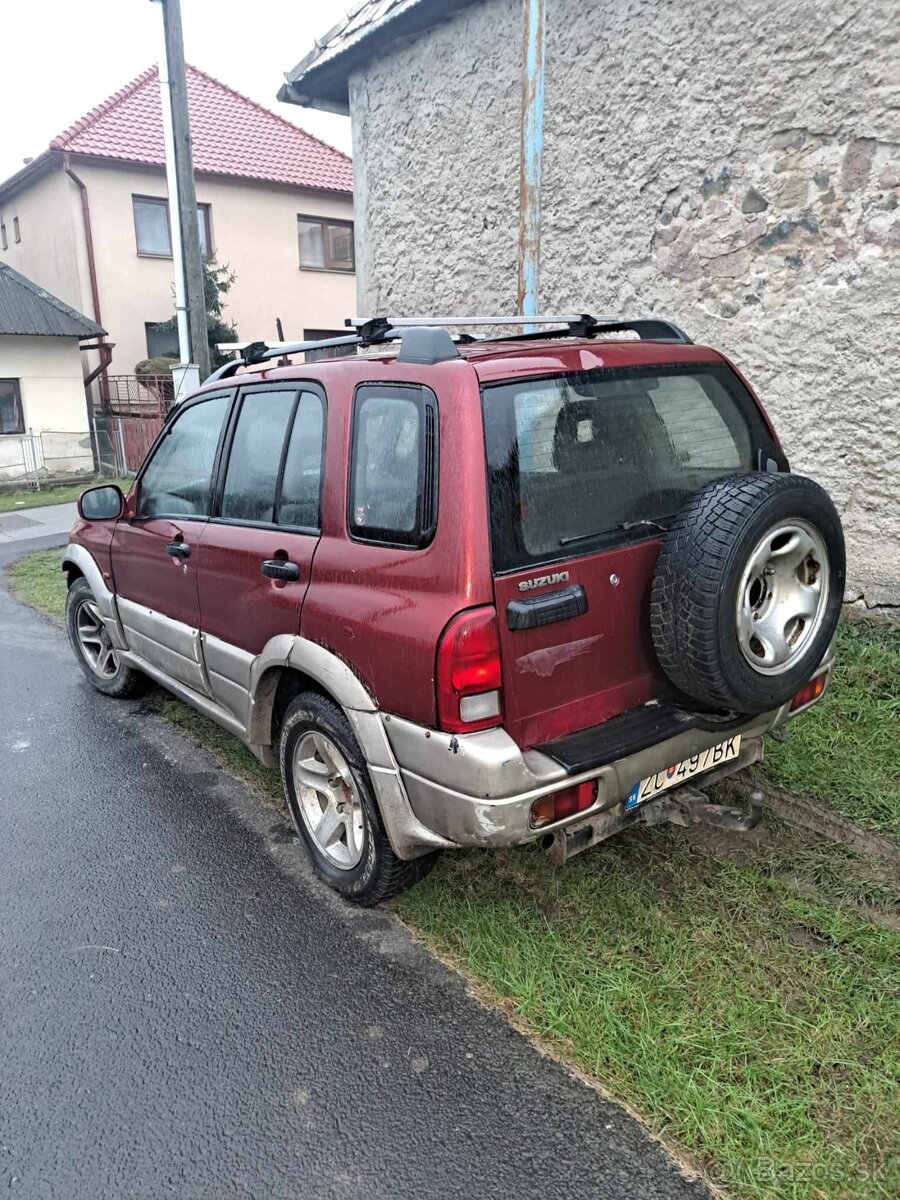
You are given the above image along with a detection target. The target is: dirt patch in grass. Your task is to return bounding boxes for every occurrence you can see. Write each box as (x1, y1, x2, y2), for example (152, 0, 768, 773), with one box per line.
(756, 619, 900, 841)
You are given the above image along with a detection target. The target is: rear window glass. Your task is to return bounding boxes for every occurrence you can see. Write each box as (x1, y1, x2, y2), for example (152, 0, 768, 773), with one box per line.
(483, 363, 780, 572)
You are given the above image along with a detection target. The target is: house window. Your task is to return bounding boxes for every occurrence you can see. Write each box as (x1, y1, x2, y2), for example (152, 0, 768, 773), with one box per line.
(303, 328, 355, 362)
(133, 196, 212, 258)
(297, 217, 355, 272)
(13, 217, 20, 243)
(0, 379, 25, 435)
(145, 321, 181, 360)
(0, 222, 6, 251)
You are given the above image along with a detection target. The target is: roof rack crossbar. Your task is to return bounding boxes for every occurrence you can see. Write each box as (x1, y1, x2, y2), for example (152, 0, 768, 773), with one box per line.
(204, 321, 462, 385)
(489, 318, 693, 346)
(205, 333, 364, 383)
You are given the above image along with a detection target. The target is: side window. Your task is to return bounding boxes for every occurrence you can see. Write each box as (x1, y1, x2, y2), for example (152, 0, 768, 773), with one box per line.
(220, 389, 296, 524)
(348, 385, 438, 548)
(278, 392, 325, 529)
(137, 394, 229, 519)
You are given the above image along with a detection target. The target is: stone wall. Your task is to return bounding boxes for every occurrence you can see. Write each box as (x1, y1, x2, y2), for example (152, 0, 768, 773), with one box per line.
(350, 0, 900, 607)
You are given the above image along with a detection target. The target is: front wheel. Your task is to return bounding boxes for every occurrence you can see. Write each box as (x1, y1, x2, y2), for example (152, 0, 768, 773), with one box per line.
(279, 692, 437, 904)
(65, 577, 147, 698)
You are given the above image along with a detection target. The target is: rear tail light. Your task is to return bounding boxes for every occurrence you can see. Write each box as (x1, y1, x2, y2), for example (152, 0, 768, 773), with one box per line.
(531, 781, 597, 828)
(436, 606, 502, 733)
(790, 673, 827, 711)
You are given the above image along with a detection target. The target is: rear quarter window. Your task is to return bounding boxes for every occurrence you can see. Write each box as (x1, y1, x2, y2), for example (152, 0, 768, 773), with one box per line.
(483, 363, 782, 571)
(348, 384, 439, 548)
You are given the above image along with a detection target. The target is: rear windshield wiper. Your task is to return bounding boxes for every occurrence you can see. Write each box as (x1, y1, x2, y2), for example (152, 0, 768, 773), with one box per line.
(559, 519, 669, 547)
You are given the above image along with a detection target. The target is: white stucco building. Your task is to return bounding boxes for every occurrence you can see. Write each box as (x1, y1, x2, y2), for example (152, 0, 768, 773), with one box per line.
(0, 261, 104, 482)
(0, 65, 356, 387)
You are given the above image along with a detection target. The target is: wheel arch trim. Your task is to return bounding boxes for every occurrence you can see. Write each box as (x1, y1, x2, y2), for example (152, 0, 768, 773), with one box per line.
(247, 635, 378, 746)
(62, 543, 128, 649)
(247, 637, 453, 859)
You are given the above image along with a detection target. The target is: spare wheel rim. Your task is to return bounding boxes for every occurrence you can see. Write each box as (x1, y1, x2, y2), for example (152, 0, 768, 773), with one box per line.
(735, 519, 830, 676)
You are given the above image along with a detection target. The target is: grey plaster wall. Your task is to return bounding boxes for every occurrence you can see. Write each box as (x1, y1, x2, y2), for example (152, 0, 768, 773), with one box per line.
(349, 0, 900, 607)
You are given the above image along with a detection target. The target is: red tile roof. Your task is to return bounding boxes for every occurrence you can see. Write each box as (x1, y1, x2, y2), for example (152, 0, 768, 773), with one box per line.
(50, 65, 352, 193)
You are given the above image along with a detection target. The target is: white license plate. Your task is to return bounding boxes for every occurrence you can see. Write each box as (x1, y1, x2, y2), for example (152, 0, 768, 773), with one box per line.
(625, 735, 742, 811)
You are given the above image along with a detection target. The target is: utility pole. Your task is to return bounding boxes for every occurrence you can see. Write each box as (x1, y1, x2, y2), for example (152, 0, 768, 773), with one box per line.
(153, 0, 209, 384)
(516, 0, 546, 334)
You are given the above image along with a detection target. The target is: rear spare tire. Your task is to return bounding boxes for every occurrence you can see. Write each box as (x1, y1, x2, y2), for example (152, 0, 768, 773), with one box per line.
(650, 472, 844, 713)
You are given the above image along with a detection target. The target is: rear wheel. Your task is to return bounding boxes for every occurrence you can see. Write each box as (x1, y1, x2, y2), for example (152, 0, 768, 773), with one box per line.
(279, 692, 437, 904)
(65, 577, 147, 698)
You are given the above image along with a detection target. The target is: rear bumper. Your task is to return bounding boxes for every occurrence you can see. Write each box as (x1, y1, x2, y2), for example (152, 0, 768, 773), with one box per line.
(382, 652, 834, 851)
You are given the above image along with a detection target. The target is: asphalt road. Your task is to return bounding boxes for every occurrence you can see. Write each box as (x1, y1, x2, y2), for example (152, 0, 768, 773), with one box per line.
(0, 532, 711, 1200)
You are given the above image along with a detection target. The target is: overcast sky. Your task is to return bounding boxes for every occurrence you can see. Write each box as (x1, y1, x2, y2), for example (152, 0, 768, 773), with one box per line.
(0, 0, 353, 181)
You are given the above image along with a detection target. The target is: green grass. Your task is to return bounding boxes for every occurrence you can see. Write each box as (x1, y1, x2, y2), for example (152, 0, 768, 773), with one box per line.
(0, 477, 131, 513)
(7, 547, 900, 1196)
(397, 836, 900, 1200)
(758, 620, 900, 840)
(7, 547, 67, 618)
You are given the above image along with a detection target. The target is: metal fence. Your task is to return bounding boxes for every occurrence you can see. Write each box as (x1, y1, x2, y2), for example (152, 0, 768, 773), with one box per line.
(0, 376, 178, 493)
(98, 374, 175, 473)
(0, 428, 125, 493)
(105, 373, 175, 418)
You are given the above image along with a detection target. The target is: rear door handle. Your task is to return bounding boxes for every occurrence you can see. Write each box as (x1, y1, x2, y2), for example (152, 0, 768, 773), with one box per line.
(261, 559, 300, 581)
(166, 539, 190, 559)
(507, 584, 587, 630)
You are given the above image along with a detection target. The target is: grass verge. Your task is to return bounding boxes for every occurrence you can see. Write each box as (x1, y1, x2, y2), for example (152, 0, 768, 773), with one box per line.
(7, 547, 67, 618)
(8, 548, 900, 1198)
(398, 834, 899, 1200)
(0, 477, 131, 514)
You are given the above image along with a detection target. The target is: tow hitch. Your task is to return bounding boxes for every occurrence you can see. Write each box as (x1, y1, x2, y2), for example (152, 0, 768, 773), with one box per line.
(640, 785, 763, 832)
(545, 786, 763, 867)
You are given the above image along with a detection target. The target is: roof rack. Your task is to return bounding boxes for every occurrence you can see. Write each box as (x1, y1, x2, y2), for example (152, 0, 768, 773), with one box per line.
(346, 314, 693, 345)
(205, 312, 692, 384)
(207, 323, 463, 384)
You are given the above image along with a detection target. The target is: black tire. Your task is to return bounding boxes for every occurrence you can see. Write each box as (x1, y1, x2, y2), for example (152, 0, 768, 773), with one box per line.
(65, 577, 149, 698)
(279, 692, 437, 904)
(650, 472, 845, 712)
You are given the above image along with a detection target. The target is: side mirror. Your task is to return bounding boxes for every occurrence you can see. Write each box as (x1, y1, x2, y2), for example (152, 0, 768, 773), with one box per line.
(77, 484, 124, 522)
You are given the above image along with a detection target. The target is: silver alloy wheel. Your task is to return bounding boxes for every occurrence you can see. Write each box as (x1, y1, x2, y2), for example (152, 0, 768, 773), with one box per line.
(736, 519, 830, 676)
(292, 732, 365, 870)
(75, 599, 120, 678)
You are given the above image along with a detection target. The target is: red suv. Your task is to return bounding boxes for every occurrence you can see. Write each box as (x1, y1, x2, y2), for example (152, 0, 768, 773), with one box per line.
(65, 315, 844, 904)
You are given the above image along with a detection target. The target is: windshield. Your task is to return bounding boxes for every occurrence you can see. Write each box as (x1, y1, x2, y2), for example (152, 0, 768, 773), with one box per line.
(482, 362, 782, 572)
